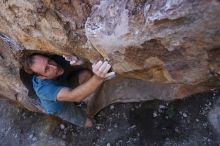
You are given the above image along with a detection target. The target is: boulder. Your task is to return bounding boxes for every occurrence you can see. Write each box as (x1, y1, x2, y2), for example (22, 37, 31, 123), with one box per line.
(0, 0, 219, 115)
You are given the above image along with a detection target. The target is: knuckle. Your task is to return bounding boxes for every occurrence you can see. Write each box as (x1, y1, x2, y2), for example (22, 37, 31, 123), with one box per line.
(92, 68, 96, 72)
(97, 70, 102, 74)
(98, 67, 104, 72)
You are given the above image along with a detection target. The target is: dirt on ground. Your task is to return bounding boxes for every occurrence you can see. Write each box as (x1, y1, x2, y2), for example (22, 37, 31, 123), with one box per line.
(0, 89, 220, 146)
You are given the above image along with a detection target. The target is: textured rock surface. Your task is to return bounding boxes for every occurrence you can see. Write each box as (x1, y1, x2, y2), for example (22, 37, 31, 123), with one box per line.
(208, 96, 220, 135)
(86, 0, 220, 83)
(0, 90, 219, 145)
(0, 0, 219, 114)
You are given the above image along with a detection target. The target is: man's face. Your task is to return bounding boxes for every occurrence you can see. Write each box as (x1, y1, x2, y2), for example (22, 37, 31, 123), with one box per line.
(30, 55, 64, 80)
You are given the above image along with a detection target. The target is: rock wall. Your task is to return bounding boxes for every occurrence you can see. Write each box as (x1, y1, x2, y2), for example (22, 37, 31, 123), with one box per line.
(0, 0, 219, 115)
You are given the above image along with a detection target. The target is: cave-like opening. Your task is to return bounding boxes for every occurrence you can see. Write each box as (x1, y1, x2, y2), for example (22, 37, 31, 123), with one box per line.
(19, 51, 92, 100)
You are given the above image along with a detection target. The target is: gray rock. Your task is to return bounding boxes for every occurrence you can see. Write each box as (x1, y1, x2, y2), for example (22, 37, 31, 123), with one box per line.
(60, 124, 65, 130)
(29, 134, 33, 139)
(32, 137, 37, 141)
(183, 113, 188, 118)
(110, 105, 114, 110)
(208, 100, 220, 135)
(153, 111, 158, 118)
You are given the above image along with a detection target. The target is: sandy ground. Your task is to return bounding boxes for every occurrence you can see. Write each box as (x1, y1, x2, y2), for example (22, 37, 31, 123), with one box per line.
(0, 89, 219, 146)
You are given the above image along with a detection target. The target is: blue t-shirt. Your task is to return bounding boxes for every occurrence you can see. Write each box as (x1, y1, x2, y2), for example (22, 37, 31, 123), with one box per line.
(32, 56, 72, 114)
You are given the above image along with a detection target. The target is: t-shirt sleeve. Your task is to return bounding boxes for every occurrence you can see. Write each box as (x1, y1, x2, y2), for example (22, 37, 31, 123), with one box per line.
(37, 81, 64, 101)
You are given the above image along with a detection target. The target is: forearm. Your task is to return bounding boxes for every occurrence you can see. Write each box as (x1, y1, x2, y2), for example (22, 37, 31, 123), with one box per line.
(64, 75, 103, 102)
(58, 58, 114, 102)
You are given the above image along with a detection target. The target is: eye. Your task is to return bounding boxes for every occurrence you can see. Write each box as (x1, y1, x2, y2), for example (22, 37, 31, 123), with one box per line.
(45, 66, 49, 73)
(48, 59, 53, 64)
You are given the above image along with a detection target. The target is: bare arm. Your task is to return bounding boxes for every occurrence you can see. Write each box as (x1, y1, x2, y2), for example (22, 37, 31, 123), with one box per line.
(57, 75, 104, 102)
(57, 60, 115, 102)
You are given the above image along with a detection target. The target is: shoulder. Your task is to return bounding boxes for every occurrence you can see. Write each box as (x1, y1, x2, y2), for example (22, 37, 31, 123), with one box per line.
(32, 76, 56, 94)
(32, 75, 51, 87)
(32, 76, 64, 101)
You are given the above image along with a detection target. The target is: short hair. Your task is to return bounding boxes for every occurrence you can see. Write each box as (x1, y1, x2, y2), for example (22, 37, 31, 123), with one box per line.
(22, 53, 48, 75)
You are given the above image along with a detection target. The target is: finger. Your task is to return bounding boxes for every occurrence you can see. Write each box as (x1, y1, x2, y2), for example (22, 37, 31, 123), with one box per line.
(70, 60, 76, 65)
(93, 61, 103, 72)
(63, 55, 68, 61)
(63, 55, 72, 61)
(105, 72, 115, 78)
(71, 57, 78, 62)
(92, 63, 95, 68)
(103, 63, 111, 74)
(98, 61, 108, 73)
(105, 73, 116, 80)
(75, 60, 84, 65)
(63, 55, 77, 62)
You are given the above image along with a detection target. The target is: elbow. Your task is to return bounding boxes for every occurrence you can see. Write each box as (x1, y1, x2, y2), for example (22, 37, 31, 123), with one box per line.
(56, 95, 66, 102)
(56, 88, 84, 102)
(56, 88, 79, 102)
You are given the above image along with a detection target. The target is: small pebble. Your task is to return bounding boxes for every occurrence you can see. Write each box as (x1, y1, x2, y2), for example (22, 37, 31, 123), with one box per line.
(60, 124, 65, 130)
(175, 127, 179, 133)
(110, 105, 114, 110)
(128, 125, 136, 130)
(159, 105, 166, 109)
(203, 122, 208, 128)
(29, 134, 33, 139)
(106, 143, 111, 146)
(32, 137, 37, 141)
(183, 113, 187, 118)
(153, 111, 158, 117)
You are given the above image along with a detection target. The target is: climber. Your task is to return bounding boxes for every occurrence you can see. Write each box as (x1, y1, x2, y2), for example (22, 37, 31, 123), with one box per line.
(22, 53, 115, 128)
